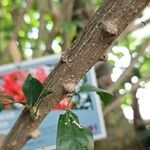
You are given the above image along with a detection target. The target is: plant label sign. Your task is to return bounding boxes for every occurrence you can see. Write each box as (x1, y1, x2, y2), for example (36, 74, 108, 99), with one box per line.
(0, 56, 106, 150)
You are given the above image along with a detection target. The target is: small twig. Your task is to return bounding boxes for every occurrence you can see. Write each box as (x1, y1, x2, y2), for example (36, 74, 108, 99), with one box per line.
(65, 98, 72, 110)
(107, 40, 150, 93)
(30, 129, 40, 139)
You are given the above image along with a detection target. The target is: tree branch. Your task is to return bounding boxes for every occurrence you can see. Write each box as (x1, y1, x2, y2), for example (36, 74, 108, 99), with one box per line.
(12, 0, 34, 40)
(1, 0, 149, 149)
(62, 0, 75, 50)
(131, 87, 146, 132)
(45, 0, 75, 53)
(104, 75, 150, 115)
(44, 0, 63, 52)
(33, 0, 48, 57)
(8, 0, 34, 62)
(116, 18, 150, 43)
(107, 39, 150, 93)
(101, 40, 149, 114)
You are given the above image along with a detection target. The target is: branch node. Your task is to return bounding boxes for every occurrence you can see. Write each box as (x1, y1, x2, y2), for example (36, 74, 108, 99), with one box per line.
(101, 21, 118, 35)
(11, 141, 17, 146)
(30, 106, 40, 119)
(61, 53, 71, 66)
(30, 129, 41, 139)
(61, 52, 69, 62)
(99, 53, 108, 61)
(63, 80, 76, 93)
(141, 21, 146, 26)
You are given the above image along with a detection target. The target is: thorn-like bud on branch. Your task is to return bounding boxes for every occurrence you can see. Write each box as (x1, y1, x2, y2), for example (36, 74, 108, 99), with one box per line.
(101, 21, 118, 35)
(61, 53, 72, 67)
(30, 129, 40, 139)
(141, 21, 146, 26)
(63, 80, 76, 93)
(99, 54, 108, 61)
(11, 141, 17, 146)
(61, 53, 68, 63)
(30, 106, 39, 119)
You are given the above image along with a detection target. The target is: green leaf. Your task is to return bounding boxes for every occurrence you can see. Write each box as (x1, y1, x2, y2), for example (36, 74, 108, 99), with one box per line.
(22, 74, 43, 107)
(78, 83, 113, 106)
(57, 110, 94, 150)
(97, 89, 113, 106)
(0, 95, 14, 101)
(133, 68, 142, 79)
(0, 102, 4, 113)
(79, 83, 102, 93)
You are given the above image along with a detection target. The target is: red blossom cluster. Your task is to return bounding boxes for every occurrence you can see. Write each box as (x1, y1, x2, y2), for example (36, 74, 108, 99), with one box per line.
(0, 71, 27, 104)
(0, 67, 73, 110)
